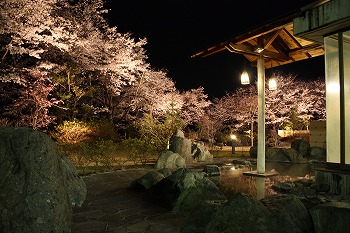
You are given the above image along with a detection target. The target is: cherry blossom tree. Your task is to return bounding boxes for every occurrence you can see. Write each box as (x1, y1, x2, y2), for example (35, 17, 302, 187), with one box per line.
(204, 73, 325, 146)
(1, 70, 57, 130)
(265, 73, 326, 130)
(1, 0, 152, 128)
(181, 87, 211, 126)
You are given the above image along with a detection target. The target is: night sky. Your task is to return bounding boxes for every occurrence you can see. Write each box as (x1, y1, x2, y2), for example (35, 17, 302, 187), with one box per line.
(106, 0, 325, 99)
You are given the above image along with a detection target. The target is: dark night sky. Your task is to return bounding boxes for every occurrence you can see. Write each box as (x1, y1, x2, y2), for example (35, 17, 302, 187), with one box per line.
(105, 0, 325, 99)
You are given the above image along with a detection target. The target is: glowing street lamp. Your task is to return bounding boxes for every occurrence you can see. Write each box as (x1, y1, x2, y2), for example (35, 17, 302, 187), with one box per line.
(231, 134, 237, 154)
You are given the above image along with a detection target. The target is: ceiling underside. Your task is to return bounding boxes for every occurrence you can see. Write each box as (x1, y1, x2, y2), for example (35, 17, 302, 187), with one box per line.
(191, 13, 325, 69)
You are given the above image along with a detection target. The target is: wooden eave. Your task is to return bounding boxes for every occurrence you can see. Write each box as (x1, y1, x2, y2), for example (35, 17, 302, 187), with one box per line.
(191, 11, 325, 69)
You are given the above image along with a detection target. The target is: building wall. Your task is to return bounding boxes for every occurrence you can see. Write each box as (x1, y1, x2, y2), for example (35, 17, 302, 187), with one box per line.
(315, 169, 350, 196)
(294, 0, 350, 43)
(309, 120, 326, 148)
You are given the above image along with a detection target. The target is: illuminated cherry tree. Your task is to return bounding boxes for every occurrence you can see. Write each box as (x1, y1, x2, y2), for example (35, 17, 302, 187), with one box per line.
(0, 0, 153, 128)
(265, 74, 326, 129)
(205, 73, 325, 145)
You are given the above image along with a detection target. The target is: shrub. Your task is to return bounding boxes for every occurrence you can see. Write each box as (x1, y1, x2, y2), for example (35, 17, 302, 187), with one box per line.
(121, 138, 157, 165)
(53, 119, 119, 171)
(52, 119, 116, 144)
(52, 119, 93, 144)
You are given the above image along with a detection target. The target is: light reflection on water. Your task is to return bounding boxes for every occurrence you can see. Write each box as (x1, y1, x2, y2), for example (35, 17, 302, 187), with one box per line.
(208, 162, 326, 199)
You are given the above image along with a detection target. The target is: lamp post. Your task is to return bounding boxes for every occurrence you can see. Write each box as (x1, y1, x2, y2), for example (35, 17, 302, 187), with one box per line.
(231, 134, 237, 154)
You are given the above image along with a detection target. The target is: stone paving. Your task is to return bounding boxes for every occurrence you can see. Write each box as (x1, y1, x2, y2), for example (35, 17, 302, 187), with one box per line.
(72, 167, 190, 233)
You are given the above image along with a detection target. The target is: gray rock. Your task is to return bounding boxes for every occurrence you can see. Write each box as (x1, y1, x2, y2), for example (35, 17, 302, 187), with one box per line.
(291, 139, 310, 158)
(0, 127, 86, 233)
(169, 135, 184, 153)
(203, 165, 221, 176)
(282, 148, 308, 163)
(130, 171, 165, 191)
(157, 168, 172, 177)
(169, 130, 192, 161)
(205, 193, 312, 233)
(173, 128, 185, 138)
(261, 194, 313, 233)
(61, 156, 86, 207)
(249, 146, 258, 158)
(181, 138, 192, 161)
(252, 146, 307, 163)
(310, 201, 350, 233)
(155, 151, 186, 169)
(312, 183, 330, 193)
(205, 193, 277, 233)
(271, 181, 296, 193)
(147, 168, 226, 211)
(232, 159, 252, 167)
(309, 147, 326, 161)
(266, 147, 290, 162)
(192, 142, 213, 162)
(182, 200, 225, 233)
(249, 146, 270, 159)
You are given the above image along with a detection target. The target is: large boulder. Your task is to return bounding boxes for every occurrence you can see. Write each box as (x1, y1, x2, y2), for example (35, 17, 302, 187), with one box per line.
(310, 202, 350, 233)
(0, 127, 86, 233)
(268, 147, 307, 163)
(130, 171, 165, 191)
(61, 156, 87, 207)
(249, 146, 258, 158)
(203, 165, 221, 176)
(291, 139, 310, 158)
(155, 150, 186, 169)
(252, 146, 307, 163)
(147, 168, 226, 211)
(260, 195, 313, 233)
(169, 129, 192, 161)
(282, 148, 308, 163)
(191, 142, 213, 162)
(182, 200, 226, 233)
(205, 193, 277, 233)
(204, 193, 312, 233)
(309, 146, 326, 161)
(265, 147, 290, 162)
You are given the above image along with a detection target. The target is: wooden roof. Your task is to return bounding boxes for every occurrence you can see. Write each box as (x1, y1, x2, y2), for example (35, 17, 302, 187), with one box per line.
(191, 11, 324, 69)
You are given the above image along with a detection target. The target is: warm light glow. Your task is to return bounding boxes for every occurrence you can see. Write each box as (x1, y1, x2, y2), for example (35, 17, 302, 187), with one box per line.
(241, 71, 250, 85)
(268, 77, 277, 90)
(327, 82, 340, 94)
(231, 134, 237, 140)
(254, 47, 264, 53)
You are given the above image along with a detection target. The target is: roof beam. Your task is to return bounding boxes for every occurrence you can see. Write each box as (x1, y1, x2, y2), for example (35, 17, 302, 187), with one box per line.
(282, 28, 312, 58)
(190, 44, 226, 58)
(263, 29, 282, 50)
(226, 42, 289, 61)
(289, 43, 324, 56)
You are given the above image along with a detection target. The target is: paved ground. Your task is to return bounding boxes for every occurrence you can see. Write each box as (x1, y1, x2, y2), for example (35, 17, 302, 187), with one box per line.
(72, 167, 188, 233)
(72, 157, 348, 233)
(72, 158, 234, 233)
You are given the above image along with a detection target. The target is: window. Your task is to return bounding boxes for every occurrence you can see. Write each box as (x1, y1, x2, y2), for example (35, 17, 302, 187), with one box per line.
(324, 30, 350, 168)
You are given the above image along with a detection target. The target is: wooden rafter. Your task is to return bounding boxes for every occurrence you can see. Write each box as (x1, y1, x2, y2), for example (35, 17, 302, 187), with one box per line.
(191, 11, 324, 68)
(263, 29, 282, 50)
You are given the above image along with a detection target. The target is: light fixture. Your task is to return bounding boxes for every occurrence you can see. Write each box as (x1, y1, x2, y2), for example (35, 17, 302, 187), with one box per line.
(241, 70, 250, 85)
(231, 134, 237, 140)
(268, 74, 277, 91)
(254, 47, 264, 53)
